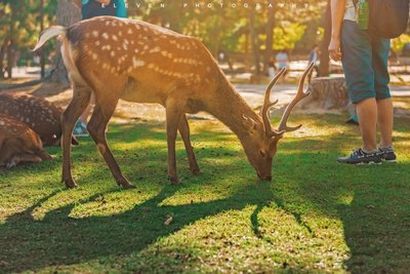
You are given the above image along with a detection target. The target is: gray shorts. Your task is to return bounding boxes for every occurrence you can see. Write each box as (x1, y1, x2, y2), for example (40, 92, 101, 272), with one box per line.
(341, 20, 391, 104)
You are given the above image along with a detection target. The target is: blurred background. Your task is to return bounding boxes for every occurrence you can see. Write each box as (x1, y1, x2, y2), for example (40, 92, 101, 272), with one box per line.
(2, 0, 410, 84)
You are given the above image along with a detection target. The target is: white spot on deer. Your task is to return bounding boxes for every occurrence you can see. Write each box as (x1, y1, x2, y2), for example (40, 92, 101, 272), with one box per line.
(92, 53, 98, 60)
(110, 51, 116, 57)
(95, 40, 101, 46)
(118, 31, 123, 36)
(105, 21, 111, 26)
(143, 45, 149, 51)
(102, 33, 109, 40)
(92, 31, 99, 37)
(132, 57, 145, 68)
(123, 44, 128, 50)
(148, 63, 155, 69)
(102, 45, 111, 51)
(206, 66, 211, 72)
(127, 67, 133, 73)
(112, 35, 118, 41)
(150, 47, 160, 53)
(85, 33, 90, 38)
(134, 49, 139, 54)
(128, 29, 133, 34)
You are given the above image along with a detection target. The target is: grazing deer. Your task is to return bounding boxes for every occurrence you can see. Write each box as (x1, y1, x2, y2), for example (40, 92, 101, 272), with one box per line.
(0, 93, 78, 146)
(0, 114, 52, 169)
(34, 16, 313, 188)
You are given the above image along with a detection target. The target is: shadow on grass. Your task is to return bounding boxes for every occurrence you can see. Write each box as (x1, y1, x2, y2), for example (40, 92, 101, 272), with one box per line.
(0, 119, 409, 272)
(0, 181, 279, 272)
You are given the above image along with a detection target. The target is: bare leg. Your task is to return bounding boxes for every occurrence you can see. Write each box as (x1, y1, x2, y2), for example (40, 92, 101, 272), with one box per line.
(166, 98, 184, 184)
(377, 98, 394, 148)
(87, 98, 134, 189)
(62, 85, 92, 188)
(178, 115, 200, 175)
(356, 98, 378, 152)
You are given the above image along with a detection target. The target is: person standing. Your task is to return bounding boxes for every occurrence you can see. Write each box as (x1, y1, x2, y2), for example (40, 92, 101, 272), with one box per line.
(81, 0, 127, 19)
(329, 0, 396, 164)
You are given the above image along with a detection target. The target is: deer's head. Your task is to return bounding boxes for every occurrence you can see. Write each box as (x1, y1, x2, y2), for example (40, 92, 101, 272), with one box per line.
(241, 63, 314, 181)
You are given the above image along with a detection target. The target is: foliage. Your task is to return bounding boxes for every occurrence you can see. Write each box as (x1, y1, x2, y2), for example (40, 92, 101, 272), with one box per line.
(0, 114, 409, 273)
(392, 34, 410, 54)
(271, 23, 306, 51)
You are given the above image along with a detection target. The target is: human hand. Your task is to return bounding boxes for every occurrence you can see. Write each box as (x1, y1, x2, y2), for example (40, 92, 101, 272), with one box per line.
(329, 37, 342, 61)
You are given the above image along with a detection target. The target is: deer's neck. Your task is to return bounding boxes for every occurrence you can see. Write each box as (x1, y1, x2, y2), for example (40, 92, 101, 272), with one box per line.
(206, 76, 262, 142)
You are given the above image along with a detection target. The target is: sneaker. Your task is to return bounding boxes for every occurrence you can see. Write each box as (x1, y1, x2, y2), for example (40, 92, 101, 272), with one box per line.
(337, 148, 382, 165)
(378, 146, 397, 163)
(73, 120, 89, 137)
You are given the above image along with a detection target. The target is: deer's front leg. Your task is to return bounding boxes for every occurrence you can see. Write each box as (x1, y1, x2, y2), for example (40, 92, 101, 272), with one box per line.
(61, 85, 92, 188)
(165, 98, 184, 184)
(178, 114, 200, 175)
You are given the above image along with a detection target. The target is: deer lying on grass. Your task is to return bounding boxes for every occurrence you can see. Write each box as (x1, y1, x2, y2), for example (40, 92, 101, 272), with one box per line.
(0, 93, 78, 146)
(0, 114, 52, 169)
(34, 16, 313, 188)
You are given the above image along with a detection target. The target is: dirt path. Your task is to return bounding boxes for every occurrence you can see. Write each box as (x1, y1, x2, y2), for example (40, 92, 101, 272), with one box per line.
(1, 81, 409, 122)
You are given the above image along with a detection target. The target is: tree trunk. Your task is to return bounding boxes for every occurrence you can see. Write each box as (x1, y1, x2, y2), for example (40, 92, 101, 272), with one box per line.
(249, 9, 261, 75)
(300, 77, 349, 110)
(263, 1, 276, 75)
(0, 39, 7, 79)
(48, 0, 81, 86)
(319, 0, 332, 77)
(40, 0, 46, 79)
(6, 6, 14, 79)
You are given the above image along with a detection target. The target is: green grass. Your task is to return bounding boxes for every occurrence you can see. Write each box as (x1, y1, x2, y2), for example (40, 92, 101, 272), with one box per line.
(0, 114, 409, 273)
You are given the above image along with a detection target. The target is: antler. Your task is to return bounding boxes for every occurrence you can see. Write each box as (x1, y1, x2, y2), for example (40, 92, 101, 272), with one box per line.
(277, 62, 315, 132)
(261, 67, 287, 137)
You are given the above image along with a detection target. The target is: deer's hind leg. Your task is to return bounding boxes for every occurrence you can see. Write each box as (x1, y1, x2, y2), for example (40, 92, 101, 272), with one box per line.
(61, 85, 92, 188)
(178, 114, 200, 175)
(87, 93, 134, 189)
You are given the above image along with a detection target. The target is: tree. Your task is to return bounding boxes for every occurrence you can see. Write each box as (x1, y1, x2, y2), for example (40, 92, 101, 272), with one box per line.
(319, 0, 332, 76)
(48, 0, 81, 86)
(263, 1, 276, 75)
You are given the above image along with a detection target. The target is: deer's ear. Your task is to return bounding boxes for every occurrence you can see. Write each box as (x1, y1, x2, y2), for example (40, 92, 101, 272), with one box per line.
(242, 115, 257, 133)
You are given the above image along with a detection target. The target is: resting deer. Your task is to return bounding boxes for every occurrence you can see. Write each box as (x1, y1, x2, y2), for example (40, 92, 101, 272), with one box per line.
(0, 114, 52, 169)
(0, 93, 78, 146)
(34, 16, 313, 188)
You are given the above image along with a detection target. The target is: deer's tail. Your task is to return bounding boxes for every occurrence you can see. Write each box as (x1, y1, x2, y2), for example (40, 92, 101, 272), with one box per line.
(33, 26, 67, 52)
(33, 25, 87, 85)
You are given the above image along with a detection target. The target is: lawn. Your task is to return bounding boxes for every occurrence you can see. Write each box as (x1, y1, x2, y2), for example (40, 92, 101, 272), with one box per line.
(0, 114, 409, 273)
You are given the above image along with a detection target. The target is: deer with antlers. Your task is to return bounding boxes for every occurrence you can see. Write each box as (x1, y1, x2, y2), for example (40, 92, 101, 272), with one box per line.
(34, 16, 313, 188)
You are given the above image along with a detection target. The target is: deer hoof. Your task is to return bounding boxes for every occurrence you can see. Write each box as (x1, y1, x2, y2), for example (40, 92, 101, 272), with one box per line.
(190, 168, 201, 176)
(121, 182, 136, 189)
(117, 177, 135, 189)
(168, 176, 180, 185)
(64, 179, 78, 189)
